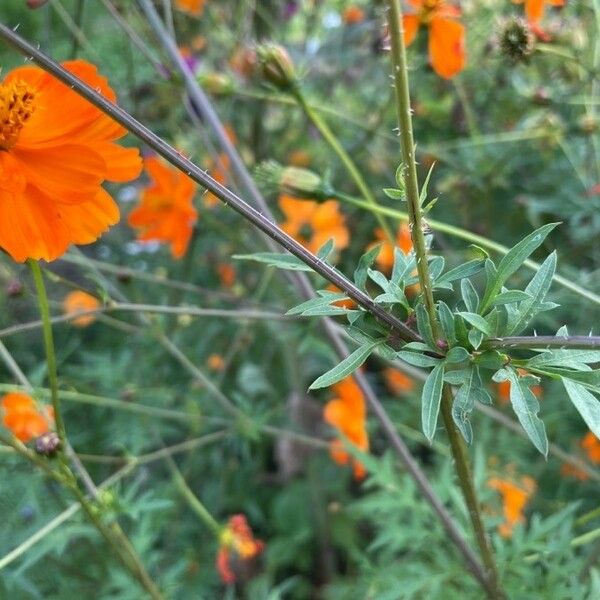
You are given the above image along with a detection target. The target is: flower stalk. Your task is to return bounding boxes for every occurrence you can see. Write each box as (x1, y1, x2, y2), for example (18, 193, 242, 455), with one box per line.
(384, 2, 504, 599)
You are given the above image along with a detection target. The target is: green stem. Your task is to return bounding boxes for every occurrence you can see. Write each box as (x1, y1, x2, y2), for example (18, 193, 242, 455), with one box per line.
(292, 87, 396, 243)
(28, 261, 163, 600)
(385, 3, 503, 599)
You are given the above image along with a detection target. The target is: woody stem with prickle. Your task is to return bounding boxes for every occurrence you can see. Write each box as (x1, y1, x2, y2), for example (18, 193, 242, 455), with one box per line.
(384, 2, 504, 599)
(28, 260, 163, 600)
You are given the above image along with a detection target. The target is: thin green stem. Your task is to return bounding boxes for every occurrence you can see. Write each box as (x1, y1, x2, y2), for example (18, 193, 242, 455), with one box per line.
(292, 87, 396, 243)
(385, 3, 503, 598)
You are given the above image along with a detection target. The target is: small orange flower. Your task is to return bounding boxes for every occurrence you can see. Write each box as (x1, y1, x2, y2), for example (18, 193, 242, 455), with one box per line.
(0, 60, 142, 263)
(217, 263, 236, 288)
(402, 0, 466, 79)
(1, 392, 54, 443)
(323, 377, 369, 480)
(369, 224, 413, 273)
(496, 369, 542, 405)
(279, 195, 349, 255)
(128, 156, 198, 259)
(175, 0, 206, 16)
(343, 5, 365, 25)
(512, 0, 565, 24)
(560, 462, 589, 482)
(581, 432, 600, 464)
(207, 354, 225, 371)
(63, 290, 101, 327)
(216, 514, 264, 584)
(287, 149, 312, 168)
(488, 474, 536, 537)
(384, 368, 414, 395)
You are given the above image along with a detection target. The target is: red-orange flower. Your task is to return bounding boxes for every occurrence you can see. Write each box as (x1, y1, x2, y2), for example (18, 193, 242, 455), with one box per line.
(216, 514, 264, 584)
(0, 60, 142, 263)
(384, 367, 414, 395)
(369, 224, 413, 273)
(581, 431, 600, 464)
(402, 0, 466, 79)
(128, 156, 198, 259)
(279, 195, 349, 254)
(217, 263, 236, 288)
(488, 474, 536, 537)
(512, 0, 565, 23)
(175, 0, 206, 16)
(1, 392, 54, 443)
(323, 377, 369, 480)
(343, 6, 365, 24)
(63, 290, 101, 327)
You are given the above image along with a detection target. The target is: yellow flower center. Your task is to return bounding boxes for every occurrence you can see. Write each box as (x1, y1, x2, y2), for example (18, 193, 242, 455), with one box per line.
(0, 80, 36, 150)
(420, 0, 443, 23)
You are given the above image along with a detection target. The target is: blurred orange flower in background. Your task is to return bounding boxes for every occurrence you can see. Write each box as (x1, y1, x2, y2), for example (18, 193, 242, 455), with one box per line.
(1, 392, 54, 443)
(323, 377, 369, 480)
(370, 223, 413, 273)
(488, 474, 536, 537)
(216, 514, 264, 584)
(175, 0, 205, 16)
(402, 0, 466, 79)
(0, 60, 142, 263)
(384, 368, 414, 395)
(217, 263, 236, 287)
(581, 431, 600, 464)
(343, 5, 365, 25)
(128, 156, 198, 259)
(512, 0, 565, 23)
(207, 354, 225, 371)
(63, 290, 101, 327)
(204, 154, 231, 208)
(279, 195, 349, 254)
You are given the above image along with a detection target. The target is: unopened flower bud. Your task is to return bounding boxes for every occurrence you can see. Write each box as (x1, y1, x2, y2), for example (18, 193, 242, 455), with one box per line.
(255, 161, 331, 200)
(256, 43, 296, 90)
(579, 115, 598, 135)
(26, 0, 49, 8)
(498, 17, 534, 64)
(197, 72, 235, 96)
(6, 279, 23, 297)
(35, 432, 61, 457)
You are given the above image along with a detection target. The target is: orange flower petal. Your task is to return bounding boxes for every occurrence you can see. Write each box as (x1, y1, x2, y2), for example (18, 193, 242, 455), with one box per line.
(429, 17, 466, 79)
(403, 15, 420, 47)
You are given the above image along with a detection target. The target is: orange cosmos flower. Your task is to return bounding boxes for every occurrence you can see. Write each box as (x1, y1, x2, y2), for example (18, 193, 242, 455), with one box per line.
(560, 462, 589, 482)
(512, 0, 565, 24)
(343, 6, 365, 25)
(63, 290, 101, 327)
(207, 353, 225, 371)
(384, 367, 414, 395)
(581, 431, 600, 464)
(1, 392, 54, 443)
(279, 195, 349, 255)
(128, 156, 198, 259)
(216, 514, 264, 584)
(175, 0, 206, 16)
(488, 474, 536, 537)
(369, 223, 413, 273)
(323, 376, 369, 480)
(0, 60, 142, 263)
(402, 0, 466, 79)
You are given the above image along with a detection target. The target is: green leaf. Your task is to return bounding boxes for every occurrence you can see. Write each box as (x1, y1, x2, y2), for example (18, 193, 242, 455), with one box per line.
(460, 279, 480, 313)
(316, 238, 335, 260)
(445, 346, 471, 364)
(437, 301, 457, 346)
(286, 291, 347, 315)
(233, 252, 314, 271)
(452, 368, 476, 444)
(468, 329, 484, 350)
(422, 363, 445, 441)
(368, 269, 390, 291)
(395, 163, 406, 188)
(457, 312, 492, 336)
(435, 259, 485, 287)
(309, 342, 379, 389)
(354, 245, 381, 290)
(562, 379, 600, 440)
(491, 290, 531, 306)
(397, 350, 441, 368)
(539, 367, 600, 393)
(419, 163, 436, 207)
(494, 368, 548, 456)
(480, 223, 558, 313)
(528, 349, 600, 370)
(383, 187, 405, 200)
(416, 304, 437, 349)
(507, 252, 557, 335)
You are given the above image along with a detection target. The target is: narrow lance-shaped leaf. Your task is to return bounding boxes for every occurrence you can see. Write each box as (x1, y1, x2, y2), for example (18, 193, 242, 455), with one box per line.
(233, 252, 313, 272)
(480, 223, 558, 313)
(422, 363, 445, 442)
(562, 379, 600, 440)
(309, 341, 379, 390)
(452, 368, 476, 444)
